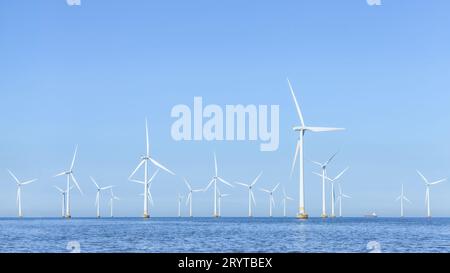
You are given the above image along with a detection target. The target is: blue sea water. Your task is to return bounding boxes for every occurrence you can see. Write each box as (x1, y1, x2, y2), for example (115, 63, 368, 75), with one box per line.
(0, 217, 449, 253)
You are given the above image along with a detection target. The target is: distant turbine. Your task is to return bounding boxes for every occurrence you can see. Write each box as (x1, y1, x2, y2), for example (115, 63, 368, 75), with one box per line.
(235, 172, 262, 217)
(177, 194, 183, 217)
(129, 119, 175, 218)
(184, 178, 203, 217)
(288, 78, 345, 219)
(281, 187, 294, 217)
(417, 171, 446, 218)
(54, 185, 73, 218)
(260, 183, 280, 217)
(395, 184, 411, 218)
(54, 146, 83, 218)
(336, 183, 351, 217)
(7, 170, 37, 218)
(312, 152, 338, 218)
(314, 167, 349, 218)
(109, 189, 120, 218)
(204, 153, 233, 217)
(91, 177, 114, 218)
(217, 188, 230, 218)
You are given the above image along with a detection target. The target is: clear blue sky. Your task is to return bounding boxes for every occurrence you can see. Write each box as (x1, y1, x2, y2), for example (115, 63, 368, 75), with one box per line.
(0, 0, 449, 217)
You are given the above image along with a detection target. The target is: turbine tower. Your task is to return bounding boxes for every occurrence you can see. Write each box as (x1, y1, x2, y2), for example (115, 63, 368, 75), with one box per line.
(129, 119, 175, 218)
(336, 183, 351, 217)
(184, 178, 203, 217)
(260, 183, 280, 217)
(288, 78, 345, 219)
(109, 189, 120, 218)
(235, 172, 262, 217)
(312, 152, 338, 218)
(7, 170, 37, 218)
(395, 184, 411, 218)
(417, 171, 446, 218)
(54, 146, 83, 219)
(177, 194, 183, 217)
(204, 153, 233, 218)
(91, 177, 114, 218)
(281, 187, 294, 217)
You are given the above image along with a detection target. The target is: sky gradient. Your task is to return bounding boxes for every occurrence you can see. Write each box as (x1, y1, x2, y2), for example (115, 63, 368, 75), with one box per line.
(0, 0, 449, 217)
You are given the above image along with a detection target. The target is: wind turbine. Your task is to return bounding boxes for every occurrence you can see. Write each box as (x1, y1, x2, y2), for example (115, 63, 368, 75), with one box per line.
(109, 189, 120, 218)
(129, 119, 175, 218)
(217, 188, 230, 217)
(312, 152, 338, 218)
(235, 172, 262, 217)
(184, 178, 203, 217)
(260, 183, 280, 217)
(396, 184, 411, 218)
(288, 78, 345, 219)
(417, 171, 446, 218)
(314, 167, 349, 218)
(91, 177, 114, 218)
(7, 170, 37, 218)
(204, 153, 233, 217)
(54, 146, 83, 218)
(281, 187, 294, 217)
(54, 186, 73, 218)
(177, 194, 183, 217)
(336, 183, 351, 217)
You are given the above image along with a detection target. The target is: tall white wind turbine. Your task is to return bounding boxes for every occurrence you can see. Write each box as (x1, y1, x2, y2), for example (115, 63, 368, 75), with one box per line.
(204, 153, 233, 217)
(91, 177, 114, 218)
(217, 188, 230, 218)
(336, 183, 351, 217)
(396, 184, 411, 218)
(312, 152, 338, 218)
(7, 170, 37, 218)
(281, 187, 294, 217)
(235, 172, 262, 217)
(54, 146, 83, 218)
(288, 78, 345, 219)
(54, 186, 73, 218)
(417, 171, 446, 218)
(177, 194, 183, 217)
(109, 189, 120, 218)
(129, 119, 175, 218)
(314, 167, 349, 218)
(184, 178, 203, 217)
(260, 183, 280, 217)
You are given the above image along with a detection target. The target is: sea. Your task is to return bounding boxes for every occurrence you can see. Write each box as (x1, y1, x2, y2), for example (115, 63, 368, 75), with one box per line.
(0, 217, 449, 253)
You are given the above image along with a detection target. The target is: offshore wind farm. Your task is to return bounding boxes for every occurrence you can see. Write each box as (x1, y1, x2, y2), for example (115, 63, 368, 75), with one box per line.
(1, 1, 450, 253)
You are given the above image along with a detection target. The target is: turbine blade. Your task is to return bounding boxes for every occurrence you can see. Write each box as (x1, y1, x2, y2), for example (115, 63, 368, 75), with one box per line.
(251, 172, 263, 187)
(7, 169, 20, 184)
(129, 160, 145, 180)
(101, 186, 115, 191)
(290, 140, 300, 178)
(214, 152, 218, 177)
(235, 182, 250, 188)
(95, 192, 99, 206)
(70, 146, 78, 171)
(70, 173, 83, 195)
(186, 193, 192, 206)
(21, 179, 37, 185)
(145, 118, 150, 156)
(149, 158, 175, 176)
(130, 179, 145, 185)
(260, 188, 271, 193)
(250, 190, 256, 205)
(148, 169, 160, 184)
(218, 177, 233, 188)
(334, 167, 349, 181)
(90, 176, 100, 189)
(417, 170, 429, 184)
(287, 78, 305, 127)
(204, 179, 215, 191)
(16, 187, 20, 205)
(54, 172, 66, 177)
(304, 127, 345, 133)
(54, 186, 64, 193)
(183, 178, 192, 191)
(325, 151, 339, 166)
(430, 178, 447, 185)
(404, 197, 412, 204)
(272, 183, 280, 192)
